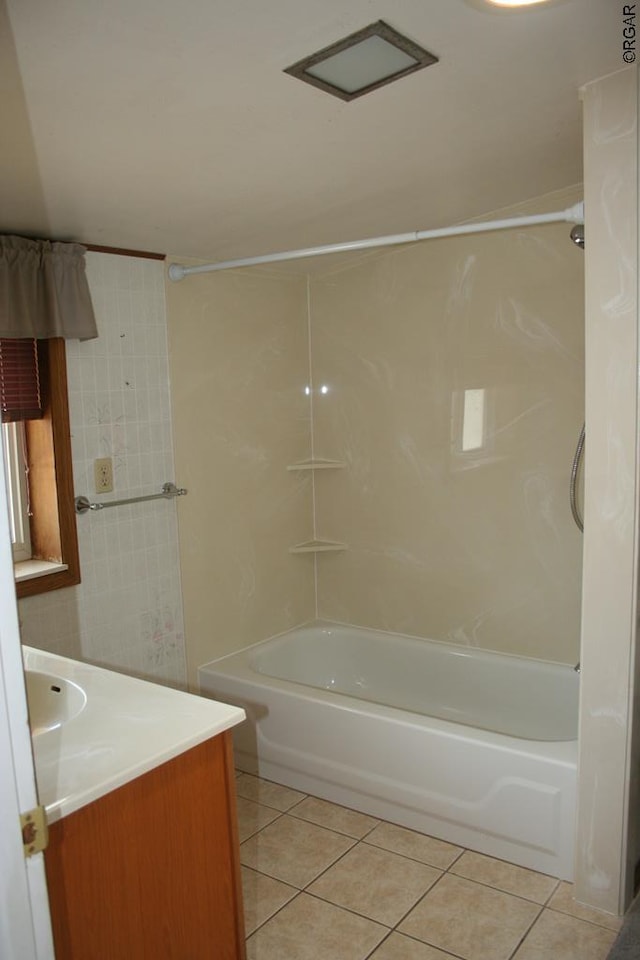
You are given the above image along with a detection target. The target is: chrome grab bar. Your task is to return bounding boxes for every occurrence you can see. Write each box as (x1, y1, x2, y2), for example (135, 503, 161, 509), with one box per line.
(75, 482, 187, 515)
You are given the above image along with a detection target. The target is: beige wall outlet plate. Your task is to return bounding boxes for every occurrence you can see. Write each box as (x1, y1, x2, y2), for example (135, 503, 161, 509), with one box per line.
(94, 458, 113, 494)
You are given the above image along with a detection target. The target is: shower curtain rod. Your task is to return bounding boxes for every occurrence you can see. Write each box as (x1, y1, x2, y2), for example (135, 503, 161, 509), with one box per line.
(168, 201, 584, 281)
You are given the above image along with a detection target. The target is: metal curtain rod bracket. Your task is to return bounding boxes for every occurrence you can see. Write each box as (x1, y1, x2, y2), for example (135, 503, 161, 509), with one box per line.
(167, 202, 585, 281)
(75, 482, 187, 515)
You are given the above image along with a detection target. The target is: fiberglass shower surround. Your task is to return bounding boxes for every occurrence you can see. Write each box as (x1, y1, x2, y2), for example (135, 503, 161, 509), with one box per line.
(170, 200, 588, 535)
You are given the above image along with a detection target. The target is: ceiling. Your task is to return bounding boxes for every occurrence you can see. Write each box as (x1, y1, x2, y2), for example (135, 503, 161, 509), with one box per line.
(0, 0, 620, 263)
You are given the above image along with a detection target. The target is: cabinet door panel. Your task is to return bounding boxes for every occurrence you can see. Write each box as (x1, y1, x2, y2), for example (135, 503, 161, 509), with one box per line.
(45, 733, 246, 960)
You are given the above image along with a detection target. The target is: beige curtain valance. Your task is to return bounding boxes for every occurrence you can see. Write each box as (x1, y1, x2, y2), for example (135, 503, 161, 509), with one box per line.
(0, 235, 98, 341)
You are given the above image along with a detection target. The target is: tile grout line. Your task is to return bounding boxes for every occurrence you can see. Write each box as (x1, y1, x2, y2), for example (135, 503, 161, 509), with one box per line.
(237, 777, 621, 955)
(244, 889, 302, 942)
(543, 902, 624, 933)
(243, 828, 450, 947)
(237, 803, 287, 844)
(244, 860, 618, 958)
(543, 879, 562, 905)
(442, 864, 559, 903)
(367, 927, 467, 960)
(240, 811, 360, 898)
(506, 901, 545, 960)
(238, 793, 545, 909)
(286, 812, 382, 843)
(385, 868, 449, 938)
(242, 781, 469, 868)
(361, 929, 397, 960)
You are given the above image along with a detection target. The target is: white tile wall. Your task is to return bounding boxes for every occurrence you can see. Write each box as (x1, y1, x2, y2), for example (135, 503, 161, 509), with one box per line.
(18, 253, 187, 688)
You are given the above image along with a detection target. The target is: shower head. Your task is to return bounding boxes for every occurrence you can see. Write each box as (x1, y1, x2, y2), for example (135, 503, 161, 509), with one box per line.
(570, 224, 585, 249)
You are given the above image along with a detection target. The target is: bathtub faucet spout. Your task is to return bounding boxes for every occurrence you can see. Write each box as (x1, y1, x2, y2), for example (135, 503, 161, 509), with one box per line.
(574, 662, 580, 673)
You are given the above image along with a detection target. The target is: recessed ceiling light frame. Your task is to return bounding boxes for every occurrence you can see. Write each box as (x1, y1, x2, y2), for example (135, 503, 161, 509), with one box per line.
(462, 0, 566, 11)
(485, 0, 552, 6)
(284, 20, 438, 102)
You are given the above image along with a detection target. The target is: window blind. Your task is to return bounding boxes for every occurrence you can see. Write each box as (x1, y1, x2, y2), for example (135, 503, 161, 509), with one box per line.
(0, 338, 44, 422)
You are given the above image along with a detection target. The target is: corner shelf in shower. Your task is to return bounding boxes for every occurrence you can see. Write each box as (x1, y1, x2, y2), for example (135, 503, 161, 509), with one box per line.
(286, 459, 345, 471)
(289, 539, 348, 554)
(288, 458, 346, 555)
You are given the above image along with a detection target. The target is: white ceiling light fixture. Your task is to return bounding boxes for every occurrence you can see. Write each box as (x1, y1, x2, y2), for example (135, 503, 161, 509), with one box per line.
(284, 20, 438, 102)
(484, 0, 554, 6)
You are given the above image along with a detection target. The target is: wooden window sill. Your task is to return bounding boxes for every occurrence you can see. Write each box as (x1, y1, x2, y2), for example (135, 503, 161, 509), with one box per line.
(15, 560, 69, 583)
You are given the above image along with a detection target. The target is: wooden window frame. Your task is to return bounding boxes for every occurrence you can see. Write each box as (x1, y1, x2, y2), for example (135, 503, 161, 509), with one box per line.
(16, 338, 80, 598)
(10, 244, 164, 597)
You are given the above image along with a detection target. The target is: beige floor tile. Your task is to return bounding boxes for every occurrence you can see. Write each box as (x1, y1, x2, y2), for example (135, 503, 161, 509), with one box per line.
(289, 796, 380, 838)
(369, 933, 460, 959)
(246, 892, 387, 960)
(512, 908, 616, 960)
(308, 842, 441, 926)
(450, 850, 558, 903)
(398, 874, 540, 960)
(365, 822, 463, 870)
(241, 867, 298, 936)
(547, 881, 623, 931)
(236, 773, 307, 811)
(236, 797, 281, 842)
(240, 813, 356, 888)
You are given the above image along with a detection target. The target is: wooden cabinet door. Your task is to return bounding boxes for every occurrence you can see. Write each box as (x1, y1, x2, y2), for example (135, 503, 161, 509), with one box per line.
(45, 732, 246, 960)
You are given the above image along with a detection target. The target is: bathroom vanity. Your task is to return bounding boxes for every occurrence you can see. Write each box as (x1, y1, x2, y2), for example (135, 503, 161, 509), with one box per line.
(23, 647, 247, 960)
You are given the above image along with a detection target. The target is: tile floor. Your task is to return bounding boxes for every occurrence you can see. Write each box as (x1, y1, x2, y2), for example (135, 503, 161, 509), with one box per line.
(235, 772, 622, 960)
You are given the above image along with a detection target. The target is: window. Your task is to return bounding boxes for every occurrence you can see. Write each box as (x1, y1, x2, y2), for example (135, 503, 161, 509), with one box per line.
(0, 338, 80, 598)
(2, 420, 32, 561)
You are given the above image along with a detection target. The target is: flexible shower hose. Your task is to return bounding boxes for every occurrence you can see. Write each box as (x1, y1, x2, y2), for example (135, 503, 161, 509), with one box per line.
(570, 424, 585, 532)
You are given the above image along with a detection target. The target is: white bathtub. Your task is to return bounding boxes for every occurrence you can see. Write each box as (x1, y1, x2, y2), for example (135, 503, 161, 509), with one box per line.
(199, 621, 579, 879)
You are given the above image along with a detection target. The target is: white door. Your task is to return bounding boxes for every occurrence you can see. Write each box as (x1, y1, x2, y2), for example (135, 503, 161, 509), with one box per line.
(0, 447, 54, 958)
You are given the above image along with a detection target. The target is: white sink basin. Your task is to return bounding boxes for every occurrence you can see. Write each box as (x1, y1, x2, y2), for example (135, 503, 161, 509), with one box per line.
(25, 670, 87, 735)
(23, 646, 245, 822)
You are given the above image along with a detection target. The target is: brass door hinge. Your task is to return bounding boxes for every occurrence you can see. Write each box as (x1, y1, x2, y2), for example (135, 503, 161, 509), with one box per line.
(20, 806, 48, 857)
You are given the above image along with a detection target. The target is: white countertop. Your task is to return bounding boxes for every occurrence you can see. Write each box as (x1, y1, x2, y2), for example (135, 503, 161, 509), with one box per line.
(23, 646, 246, 823)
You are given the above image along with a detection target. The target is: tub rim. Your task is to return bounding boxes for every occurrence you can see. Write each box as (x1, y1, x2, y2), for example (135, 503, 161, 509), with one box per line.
(200, 642, 578, 761)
